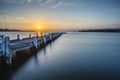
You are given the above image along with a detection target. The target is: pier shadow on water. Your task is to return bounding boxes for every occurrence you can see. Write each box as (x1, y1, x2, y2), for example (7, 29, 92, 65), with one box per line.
(0, 39, 55, 80)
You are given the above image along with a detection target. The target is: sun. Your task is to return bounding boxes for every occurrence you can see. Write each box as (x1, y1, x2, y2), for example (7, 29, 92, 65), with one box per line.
(37, 25, 41, 29)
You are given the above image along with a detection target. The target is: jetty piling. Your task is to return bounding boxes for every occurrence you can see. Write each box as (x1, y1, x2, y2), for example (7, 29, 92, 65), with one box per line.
(0, 32, 63, 65)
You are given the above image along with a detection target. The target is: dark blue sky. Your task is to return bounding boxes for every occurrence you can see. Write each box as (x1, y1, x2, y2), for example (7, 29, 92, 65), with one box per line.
(0, 0, 120, 30)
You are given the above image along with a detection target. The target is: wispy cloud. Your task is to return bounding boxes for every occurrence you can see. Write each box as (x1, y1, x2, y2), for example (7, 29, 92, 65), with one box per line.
(38, 0, 42, 3)
(110, 8, 120, 11)
(0, 0, 26, 4)
(0, 0, 33, 6)
(51, 1, 63, 8)
(23, 0, 33, 6)
(40, 0, 54, 6)
(51, 1, 75, 8)
(46, 0, 53, 4)
(0, 0, 16, 3)
(62, 2, 74, 6)
(0, 0, 75, 8)
(109, 8, 120, 15)
(0, 14, 30, 23)
(0, 10, 13, 15)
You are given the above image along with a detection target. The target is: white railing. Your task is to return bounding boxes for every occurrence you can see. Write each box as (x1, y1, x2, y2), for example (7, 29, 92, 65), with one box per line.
(0, 32, 63, 64)
(0, 35, 5, 56)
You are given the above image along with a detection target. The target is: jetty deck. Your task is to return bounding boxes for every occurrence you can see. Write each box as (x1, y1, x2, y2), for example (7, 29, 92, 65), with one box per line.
(0, 32, 63, 65)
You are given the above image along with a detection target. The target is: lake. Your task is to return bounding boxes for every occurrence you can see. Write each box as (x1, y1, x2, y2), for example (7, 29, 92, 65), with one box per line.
(0, 32, 120, 80)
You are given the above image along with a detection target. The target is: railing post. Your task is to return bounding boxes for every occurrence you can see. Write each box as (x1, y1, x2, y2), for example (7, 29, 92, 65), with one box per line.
(49, 33, 52, 41)
(5, 36, 12, 64)
(43, 36, 47, 44)
(29, 34, 31, 38)
(56, 33, 58, 37)
(36, 33, 39, 38)
(17, 34, 20, 40)
(0, 35, 5, 55)
(53, 33, 55, 38)
(5, 36, 10, 56)
(33, 37, 38, 48)
(55, 33, 57, 38)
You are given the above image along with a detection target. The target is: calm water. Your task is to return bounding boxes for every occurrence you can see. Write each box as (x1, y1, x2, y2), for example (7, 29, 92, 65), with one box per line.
(0, 32, 120, 80)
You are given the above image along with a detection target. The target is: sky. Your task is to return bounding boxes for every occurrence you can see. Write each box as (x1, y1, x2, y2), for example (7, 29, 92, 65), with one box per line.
(0, 0, 120, 31)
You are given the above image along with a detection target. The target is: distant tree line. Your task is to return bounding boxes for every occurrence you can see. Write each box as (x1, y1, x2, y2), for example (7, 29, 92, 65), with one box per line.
(0, 28, 34, 32)
(78, 28, 120, 32)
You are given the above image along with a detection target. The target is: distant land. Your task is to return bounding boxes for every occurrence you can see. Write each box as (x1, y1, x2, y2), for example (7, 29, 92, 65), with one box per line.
(0, 28, 34, 32)
(78, 28, 120, 32)
(0, 28, 120, 32)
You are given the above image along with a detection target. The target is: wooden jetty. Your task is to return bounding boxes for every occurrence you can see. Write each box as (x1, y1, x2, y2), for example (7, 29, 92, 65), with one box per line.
(0, 32, 63, 65)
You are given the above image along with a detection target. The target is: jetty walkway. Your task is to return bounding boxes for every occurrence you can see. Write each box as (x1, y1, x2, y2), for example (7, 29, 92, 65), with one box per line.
(0, 32, 63, 65)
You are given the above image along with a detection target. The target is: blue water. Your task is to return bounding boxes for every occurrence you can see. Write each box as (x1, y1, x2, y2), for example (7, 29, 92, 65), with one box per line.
(0, 32, 120, 80)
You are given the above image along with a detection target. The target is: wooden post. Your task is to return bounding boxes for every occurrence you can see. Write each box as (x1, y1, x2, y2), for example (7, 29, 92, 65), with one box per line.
(0, 35, 5, 55)
(40, 32, 43, 37)
(29, 34, 31, 38)
(5, 36, 12, 64)
(33, 37, 38, 48)
(55, 33, 57, 38)
(49, 33, 52, 41)
(54, 33, 56, 38)
(17, 34, 20, 40)
(36, 33, 39, 38)
(43, 36, 47, 44)
(45, 32, 47, 36)
(56, 33, 58, 37)
(5, 36, 10, 56)
(53, 33, 55, 39)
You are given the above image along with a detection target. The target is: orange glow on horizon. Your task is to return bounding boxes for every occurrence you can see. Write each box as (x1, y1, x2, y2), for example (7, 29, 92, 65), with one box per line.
(35, 24, 45, 32)
(37, 25, 42, 29)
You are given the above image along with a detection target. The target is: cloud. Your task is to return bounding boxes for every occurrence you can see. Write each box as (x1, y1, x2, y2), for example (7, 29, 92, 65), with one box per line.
(110, 8, 120, 11)
(38, 0, 42, 2)
(23, 0, 33, 6)
(40, 0, 54, 6)
(109, 8, 120, 15)
(0, 0, 17, 3)
(46, 0, 53, 4)
(0, 14, 30, 23)
(51, 1, 75, 9)
(0, 0, 26, 4)
(15, 17, 31, 23)
(0, 0, 33, 5)
(62, 2, 74, 6)
(0, 0, 75, 9)
(0, 10, 13, 15)
(51, 1, 63, 8)
(37, 0, 75, 8)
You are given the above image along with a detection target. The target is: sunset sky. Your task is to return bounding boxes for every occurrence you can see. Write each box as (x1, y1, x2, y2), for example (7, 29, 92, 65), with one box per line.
(0, 0, 120, 31)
